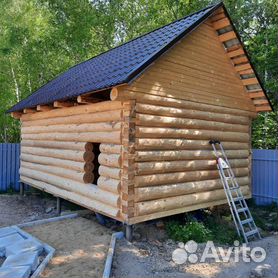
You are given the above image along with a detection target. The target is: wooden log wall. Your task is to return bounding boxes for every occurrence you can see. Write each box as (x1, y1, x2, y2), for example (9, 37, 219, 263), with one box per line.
(19, 101, 126, 220)
(111, 19, 256, 224)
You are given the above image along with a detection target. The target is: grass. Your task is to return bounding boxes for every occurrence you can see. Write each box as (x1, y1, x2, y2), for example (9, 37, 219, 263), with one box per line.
(165, 200, 278, 244)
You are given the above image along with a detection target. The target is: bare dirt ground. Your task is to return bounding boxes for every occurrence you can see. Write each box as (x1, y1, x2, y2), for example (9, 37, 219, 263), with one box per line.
(112, 222, 278, 278)
(0, 194, 58, 227)
(24, 217, 112, 278)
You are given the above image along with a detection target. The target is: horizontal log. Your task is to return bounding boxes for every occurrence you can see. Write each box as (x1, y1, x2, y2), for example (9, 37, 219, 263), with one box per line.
(135, 138, 249, 150)
(97, 176, 121, 193)
(21, 146, 94, 162)
(99, 165, 121, 179)
(21, 110, 122, 127)
(98, 153, 122, 168)
(253, 99, 269, 105)
(99, 144, 122, 154)
(136, 114, 248, 132)
(21, 121, 121, 134)
(21, 100, 123, 121)
(111, 89, 257, 118)
(21, 131, 121, 144)
(135, 176, 249, 201)
(21, 140, 93, 151)
(135, 167, 249, 187)
(53, 101, 75, 108)
(136, 127, 249, 142)
(21, 161, 94, 184)
(136, 159, 248, 175)
(242, 78, 258, 86)
(20, 167, 120, 207)
(135, 185, 250, 215)
(21, 153, 93, 172)
(20, 176, 120, 218)
(136, 103, 250, 125)
(129, 199, 236, 224)
(135, 149, 249, 162)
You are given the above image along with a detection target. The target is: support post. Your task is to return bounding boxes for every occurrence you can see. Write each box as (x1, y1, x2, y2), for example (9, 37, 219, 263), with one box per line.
(19, 182, 25, 196)
(56, 197, 61, 215)
(125, 225, 133, 242)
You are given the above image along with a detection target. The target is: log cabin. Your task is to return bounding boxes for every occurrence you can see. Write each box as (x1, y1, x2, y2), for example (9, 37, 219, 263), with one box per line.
(8, 2, 272, 234)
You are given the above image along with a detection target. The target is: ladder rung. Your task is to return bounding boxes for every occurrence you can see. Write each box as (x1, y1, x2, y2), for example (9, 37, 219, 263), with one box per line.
(237, 207, 248, 213)
(241, 218, 253, 225)
(245, 229, 259, 237)
(230, 186, 240, 190)
(234, 196, 244, 202)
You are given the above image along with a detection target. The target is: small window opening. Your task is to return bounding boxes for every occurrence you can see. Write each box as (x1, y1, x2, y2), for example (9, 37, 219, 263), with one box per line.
(92, 143, 101, 185)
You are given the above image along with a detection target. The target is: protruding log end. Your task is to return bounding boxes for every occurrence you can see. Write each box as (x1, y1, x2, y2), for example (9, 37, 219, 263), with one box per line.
(110, 87, 119, 101)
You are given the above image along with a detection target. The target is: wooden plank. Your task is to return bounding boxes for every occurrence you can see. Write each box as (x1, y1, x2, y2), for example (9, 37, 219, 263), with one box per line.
(213, 18, 231, 30)
(210, 12, 226, 22)
(242, 78, 258, 86)
(239, 69, 254, 75)
(248, 91, 265, 99)
(227, 48, 244, 58)
(232, 56, 248, 65)
(234, 63, 252, 72)
(218, 31, 237, 42)
(253, 99, 269, 105)
(255, 105, 272, 112)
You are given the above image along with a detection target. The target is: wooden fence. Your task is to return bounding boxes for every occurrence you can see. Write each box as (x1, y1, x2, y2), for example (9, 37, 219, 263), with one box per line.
(0, 144, 277, 206)
(0, 143, 20, 192)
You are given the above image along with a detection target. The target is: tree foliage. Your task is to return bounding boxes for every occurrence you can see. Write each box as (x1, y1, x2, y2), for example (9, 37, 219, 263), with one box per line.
(0, 0, 277, 148)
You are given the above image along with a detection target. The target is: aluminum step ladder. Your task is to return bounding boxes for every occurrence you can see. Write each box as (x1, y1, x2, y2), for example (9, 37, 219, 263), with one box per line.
(209, 139, 261, 243)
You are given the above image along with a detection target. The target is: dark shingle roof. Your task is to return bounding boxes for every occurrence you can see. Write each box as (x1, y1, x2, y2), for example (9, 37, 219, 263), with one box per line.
(8, 2, 222, 112)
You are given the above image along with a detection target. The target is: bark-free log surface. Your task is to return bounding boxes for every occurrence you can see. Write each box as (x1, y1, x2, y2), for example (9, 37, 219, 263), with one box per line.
(21, 153, 93, 172)
(135, 167, 249, 187)
(135, 149, 249, 162)
(20, 176, 120, 218)
(20, 167, 120, 207)
(22, 140, 93, 151)
(21, 146, 94, 162)
(135, 176, 249, 201)
(21, 161, 94, 183)
(136, 185, 250, 215)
